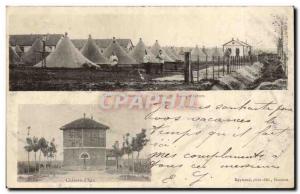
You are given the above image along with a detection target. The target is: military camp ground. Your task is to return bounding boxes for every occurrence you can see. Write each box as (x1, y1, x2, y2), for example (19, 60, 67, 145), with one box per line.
(9, 33, 286, 91)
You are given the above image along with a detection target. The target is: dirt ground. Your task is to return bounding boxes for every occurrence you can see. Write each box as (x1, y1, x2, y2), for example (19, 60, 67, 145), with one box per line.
(18, 169, 150, 183)
(9, 66, 212, 91)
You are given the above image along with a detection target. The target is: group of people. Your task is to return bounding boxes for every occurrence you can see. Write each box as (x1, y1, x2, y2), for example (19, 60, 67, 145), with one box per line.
(108, 49, 165, 74)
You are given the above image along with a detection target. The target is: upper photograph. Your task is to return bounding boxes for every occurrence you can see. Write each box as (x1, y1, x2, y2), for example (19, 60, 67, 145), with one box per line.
(7, 7, 293, 91)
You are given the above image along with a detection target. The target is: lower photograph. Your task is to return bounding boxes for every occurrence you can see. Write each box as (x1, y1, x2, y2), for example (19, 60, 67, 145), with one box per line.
(15, 104, 151, 184)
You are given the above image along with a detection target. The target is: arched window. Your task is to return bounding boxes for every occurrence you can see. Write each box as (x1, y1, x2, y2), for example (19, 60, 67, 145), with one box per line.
(79, 152, 90, 160)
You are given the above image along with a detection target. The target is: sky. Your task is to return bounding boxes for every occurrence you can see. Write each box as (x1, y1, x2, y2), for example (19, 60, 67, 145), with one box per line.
(17, 104, 151, 161)
(7, 6, 293, 50)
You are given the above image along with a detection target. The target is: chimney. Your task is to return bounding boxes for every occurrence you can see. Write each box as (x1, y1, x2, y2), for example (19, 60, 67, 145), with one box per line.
(140, 38, 142, 41)
(89, 34, 91, 38)
(91, 115, 93, 120)
(113, 37, 116, 43)
(65, 32, 68, 37)
(232, 37, 234, 41)
(83, 113, 86, 119)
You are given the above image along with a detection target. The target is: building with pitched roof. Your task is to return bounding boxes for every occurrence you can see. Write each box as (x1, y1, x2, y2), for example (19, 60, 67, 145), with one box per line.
(60, 113, 109, 169)
(223, 38, 252, 57)
(9, 34, 63, 52)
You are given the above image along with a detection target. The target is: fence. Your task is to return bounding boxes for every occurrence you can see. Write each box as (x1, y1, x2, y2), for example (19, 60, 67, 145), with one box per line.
(184, 52, 259, 83)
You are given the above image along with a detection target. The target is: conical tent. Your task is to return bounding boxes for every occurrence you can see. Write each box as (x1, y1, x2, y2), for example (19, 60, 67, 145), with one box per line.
(211, 47, 223, 57)
(103, 37, 137, 65)
(35, 33, 99, 68)
(165, 47, 182, 62)
(21, 38, 43, 65)
(15, 45, 23, 54)
(129, 38, 159, 64)
(150, 40, 175, 62)
(191, 45, 207, 62)
(170, 47, 183, 61)
(80, 35, 109, 65)
(9, 46, 21, 66)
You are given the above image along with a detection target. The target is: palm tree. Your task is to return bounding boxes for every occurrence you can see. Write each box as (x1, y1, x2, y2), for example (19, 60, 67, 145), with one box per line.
(24, 137, 33, 174)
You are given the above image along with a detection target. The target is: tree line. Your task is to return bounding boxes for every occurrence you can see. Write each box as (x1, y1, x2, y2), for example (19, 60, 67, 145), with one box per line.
(112, 128, 149, 173)
(23, 126, 57, 174)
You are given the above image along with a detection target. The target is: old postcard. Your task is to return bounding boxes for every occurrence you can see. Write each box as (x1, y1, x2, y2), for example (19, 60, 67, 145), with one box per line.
(6, 6, 294, 188)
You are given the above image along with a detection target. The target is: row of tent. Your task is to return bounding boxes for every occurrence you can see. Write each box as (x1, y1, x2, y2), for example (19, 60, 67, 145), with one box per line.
(9, 33, 223, 68)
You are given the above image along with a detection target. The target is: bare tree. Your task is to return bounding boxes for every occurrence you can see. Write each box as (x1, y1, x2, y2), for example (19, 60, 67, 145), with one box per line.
(272, 14, 288, 74)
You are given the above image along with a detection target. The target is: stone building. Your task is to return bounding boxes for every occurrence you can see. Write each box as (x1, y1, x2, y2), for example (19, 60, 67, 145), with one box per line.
(60, 114, 109, 169)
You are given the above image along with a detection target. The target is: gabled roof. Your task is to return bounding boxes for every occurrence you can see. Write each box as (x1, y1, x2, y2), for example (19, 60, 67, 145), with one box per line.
(60, 117, 109, 130)
(238, 40, 251, 47)
(72, 38, 133, 50)
(9, 34, 63, 46)
(223, 38, 251, 47)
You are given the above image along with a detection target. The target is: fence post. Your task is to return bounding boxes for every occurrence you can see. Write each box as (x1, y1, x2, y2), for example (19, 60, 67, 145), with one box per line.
(222, 56, 225, 76)
(234, 56, 236, 70)
(212, 56, 215, 80)
(205, 55, 208, 79)
(230, 56, 233, 73)
(227, 56, 230, 74)
(184, 52, 190, 83)
(217, 56, 220, 78)
(197, 56, 200, 82)
(190, 55, 194, 83)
